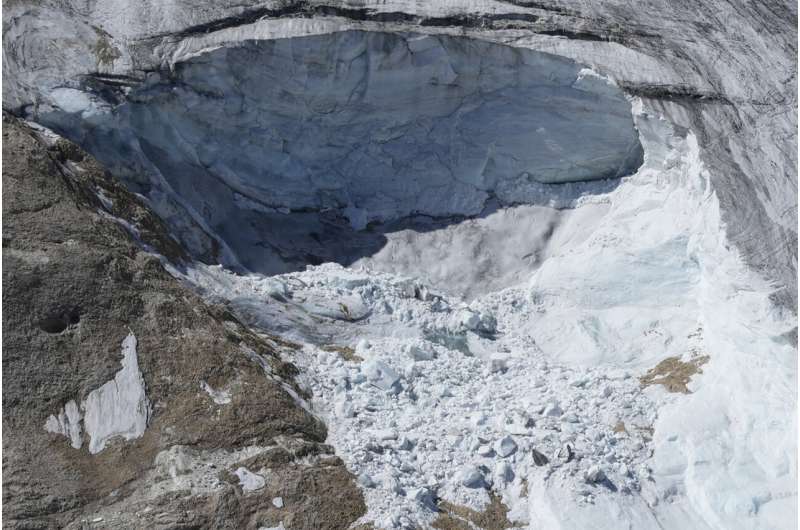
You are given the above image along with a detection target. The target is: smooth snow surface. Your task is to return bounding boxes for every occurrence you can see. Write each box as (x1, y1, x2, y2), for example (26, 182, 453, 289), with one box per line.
(173, 101, 797, 529)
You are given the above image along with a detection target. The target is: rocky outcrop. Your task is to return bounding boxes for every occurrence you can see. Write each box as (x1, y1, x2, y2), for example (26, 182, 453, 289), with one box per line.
(2, 114, 365, 529)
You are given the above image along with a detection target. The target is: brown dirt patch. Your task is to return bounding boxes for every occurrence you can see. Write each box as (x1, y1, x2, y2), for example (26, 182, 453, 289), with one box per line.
(639, 355, 710, 393)
(321, 344, 363, 363)
(432, 493, 520, 530)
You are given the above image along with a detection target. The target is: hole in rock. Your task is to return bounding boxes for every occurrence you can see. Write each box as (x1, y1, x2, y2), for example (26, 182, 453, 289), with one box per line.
(39, 31, 643, 297)
(38, 306, 81, 334)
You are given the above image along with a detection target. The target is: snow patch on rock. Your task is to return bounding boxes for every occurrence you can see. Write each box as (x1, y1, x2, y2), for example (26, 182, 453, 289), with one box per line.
(44, 399, 83, 449)
(44, 332, 150, 454)
(200, 381, 231, 405)
(234, 467, 266, 492)
(83, 333, 151, 454)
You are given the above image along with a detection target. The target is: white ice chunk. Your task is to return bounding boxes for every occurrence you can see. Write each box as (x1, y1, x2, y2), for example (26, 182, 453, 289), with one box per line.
(406, 344, 436, 361)
(457, 466, 486, 488)
(490, 353, 508, 373)
(543, 401, 564, 417)
(358, 473, 378, 488)
(335, 400, 355, 418)
(495, 435, 518, 458)
(456, 310, 481, 331)
(584, 465, 606, 484)
(495, 461, 515, 483)
(363, 360, 401, 393)
(407, 487, 437, 510)
(234, 467, 266, 492)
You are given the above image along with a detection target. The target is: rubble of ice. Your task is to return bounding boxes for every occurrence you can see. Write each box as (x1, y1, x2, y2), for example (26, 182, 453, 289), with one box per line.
(174, 99, 796, 529)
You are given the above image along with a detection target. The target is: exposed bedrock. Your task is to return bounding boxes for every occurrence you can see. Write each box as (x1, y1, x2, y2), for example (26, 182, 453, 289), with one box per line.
(32, 31, 643, 272)
(1, 114, 366, 529)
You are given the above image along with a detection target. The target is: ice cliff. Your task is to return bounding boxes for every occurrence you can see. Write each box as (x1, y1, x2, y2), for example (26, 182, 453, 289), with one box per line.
(23, 30, 643, 273)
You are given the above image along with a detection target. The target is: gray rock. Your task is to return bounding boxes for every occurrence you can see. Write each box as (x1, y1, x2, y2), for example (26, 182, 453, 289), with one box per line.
(555, 443, 575, 464)
(1, 116, 366, 530)
(531, 449, 550, 467)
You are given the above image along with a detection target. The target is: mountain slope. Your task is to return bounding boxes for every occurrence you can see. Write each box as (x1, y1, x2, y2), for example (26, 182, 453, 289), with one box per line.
(2, 114, 365, 529)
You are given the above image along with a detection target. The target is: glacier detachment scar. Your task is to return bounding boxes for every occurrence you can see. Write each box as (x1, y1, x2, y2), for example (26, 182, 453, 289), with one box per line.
(35, 31, 643, 270)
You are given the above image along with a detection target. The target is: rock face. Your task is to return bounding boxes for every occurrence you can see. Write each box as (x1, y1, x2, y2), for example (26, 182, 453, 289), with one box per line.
(2, 114, 365, 529)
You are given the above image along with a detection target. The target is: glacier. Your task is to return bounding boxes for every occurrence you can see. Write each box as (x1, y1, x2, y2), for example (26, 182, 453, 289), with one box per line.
(3, 1, 796, 529)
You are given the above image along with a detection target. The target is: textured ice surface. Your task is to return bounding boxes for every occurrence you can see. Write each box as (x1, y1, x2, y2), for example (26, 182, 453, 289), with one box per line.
(34, 31, 641, 272)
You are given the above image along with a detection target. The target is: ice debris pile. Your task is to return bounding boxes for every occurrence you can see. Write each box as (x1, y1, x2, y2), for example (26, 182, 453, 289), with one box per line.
(185, 263, 658, 527)
(165, 101, 796, 528)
